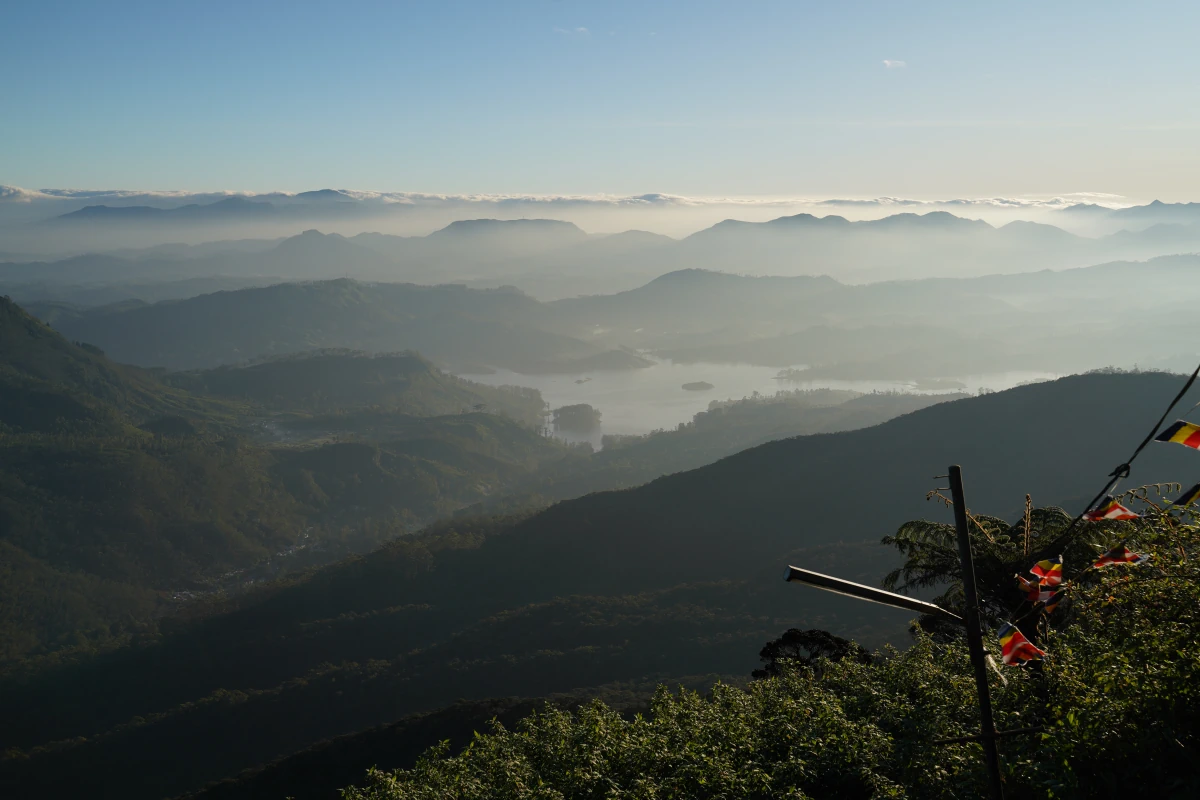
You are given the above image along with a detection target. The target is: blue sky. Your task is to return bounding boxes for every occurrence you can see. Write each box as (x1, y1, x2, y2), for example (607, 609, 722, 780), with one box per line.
(3, 0, 1199, 198)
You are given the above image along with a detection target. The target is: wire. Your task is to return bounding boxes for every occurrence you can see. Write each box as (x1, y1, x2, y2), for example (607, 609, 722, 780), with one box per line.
(1037, 360, 1200, 558)
(1008, 362, 1200, 628)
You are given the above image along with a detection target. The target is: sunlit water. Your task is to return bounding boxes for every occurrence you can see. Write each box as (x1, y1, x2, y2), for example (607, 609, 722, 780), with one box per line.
(460, 359, 1061, 446)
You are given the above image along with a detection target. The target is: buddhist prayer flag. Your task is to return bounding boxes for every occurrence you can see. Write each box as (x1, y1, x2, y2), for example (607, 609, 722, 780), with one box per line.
(998, 622, 1046, 666)
(1015, 574, 1039, 594)
(1043, 590, 1062, 613)
(1093, 546, 1150, 568)
(1015, 574, 1062, 610)
(1155, 420, 1200, 449)
(1030, 555, 1063, 587)
(1171, 483, 1200, 508)
(1082, 497, 1140, 521)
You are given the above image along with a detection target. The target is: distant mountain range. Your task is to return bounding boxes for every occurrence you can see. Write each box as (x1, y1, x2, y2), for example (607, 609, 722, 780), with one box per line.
(17, 250, 1200, 379)
(1057, 199, 1200, 229)
(22, 278, 624, 373)
(5, 205, 1200, 301)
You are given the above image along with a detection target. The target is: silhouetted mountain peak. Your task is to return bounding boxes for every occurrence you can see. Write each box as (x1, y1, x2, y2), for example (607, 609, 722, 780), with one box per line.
(766, 213, 852, 228)
(1058, 202, 1113, 215)
(267, 230, 364, 262)
(997, 220, 1078, 241)
(861, 210, 989, 230)
(293, 189, 355, 203)
(58, 204, 164, 220)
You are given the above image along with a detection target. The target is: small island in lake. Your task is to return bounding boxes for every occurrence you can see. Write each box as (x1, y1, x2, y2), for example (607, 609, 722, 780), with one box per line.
(552, 403, 602, 432)
(682, 381, 714, 392)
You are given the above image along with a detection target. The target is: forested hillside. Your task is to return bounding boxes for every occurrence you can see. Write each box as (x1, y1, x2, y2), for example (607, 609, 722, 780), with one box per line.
(4, 370, 1197, 798)
(167, 350, 545, 424)
(338, 507, 1200, 799)
(33, 279, 608, 373)
(0, 299, 565, 665)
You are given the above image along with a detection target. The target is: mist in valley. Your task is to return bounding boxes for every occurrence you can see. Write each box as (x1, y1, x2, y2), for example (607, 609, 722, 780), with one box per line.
(4, 2, 1200, 798)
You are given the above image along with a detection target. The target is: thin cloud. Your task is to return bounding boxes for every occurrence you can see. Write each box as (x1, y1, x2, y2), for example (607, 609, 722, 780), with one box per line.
(0, 185, 1131, 211)
(554, 27, 589, 36)
(883, 60, 906, 69)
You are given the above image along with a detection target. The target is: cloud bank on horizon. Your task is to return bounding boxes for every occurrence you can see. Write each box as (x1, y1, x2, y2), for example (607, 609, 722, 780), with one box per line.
(0, 184, 1132, 211)
(0, 184, 1146, 246)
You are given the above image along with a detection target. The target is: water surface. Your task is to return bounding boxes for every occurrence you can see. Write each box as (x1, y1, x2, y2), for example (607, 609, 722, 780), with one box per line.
(461, 359, 1060, 445)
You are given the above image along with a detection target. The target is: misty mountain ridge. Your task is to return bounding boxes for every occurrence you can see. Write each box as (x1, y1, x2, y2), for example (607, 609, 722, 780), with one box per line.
(56, 196, 278, 223)
(20, 248, 1200, 382)
(23, 278, 617, 373)
(9, 206, 1200, 299)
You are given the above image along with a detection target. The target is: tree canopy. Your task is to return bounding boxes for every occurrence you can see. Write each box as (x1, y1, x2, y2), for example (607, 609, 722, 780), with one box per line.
(340, 502, 1200, 799)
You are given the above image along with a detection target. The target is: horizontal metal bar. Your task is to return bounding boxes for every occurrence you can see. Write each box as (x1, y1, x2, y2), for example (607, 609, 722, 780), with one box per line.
(931, 725, 1045, 745)
(784, 565, 962, 621)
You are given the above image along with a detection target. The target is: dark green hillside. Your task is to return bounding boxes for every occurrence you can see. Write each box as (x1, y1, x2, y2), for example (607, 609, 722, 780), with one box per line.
(473, 372, 1197, 601)
(273, 416, 566, 523)
(0, 296, 220, 432)
(0, 300, 566, 666)
(0, 561, 896, 800)
(4, 371, 1196, 798)
(167, 350, 545, 424)
(38, 279, 599, 372)
(283, 410, 562, 469)
(333, 498, 1200, 800)
(482, 389, 964, 508)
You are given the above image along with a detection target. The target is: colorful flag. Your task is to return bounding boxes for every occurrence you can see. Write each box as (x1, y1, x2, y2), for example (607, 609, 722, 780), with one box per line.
(1093, 546, 1150, 568)
(1030, 555, 1063, 587)
(1083, 496, 1140, 521)
(1043, 590, 1062, 613)
(1016, 574, 1062, 609)
(998, 622, 1046, 666)
(1015, 574, 1039, 594)
(1155, 420, 1200, 449)
(1171, 483, 1200, 508)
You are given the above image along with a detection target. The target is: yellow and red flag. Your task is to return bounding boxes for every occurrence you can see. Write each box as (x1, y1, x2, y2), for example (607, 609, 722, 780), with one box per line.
(1093, 546, 1150, 568)
(1155, 420, 1200, 449)
(998, 622, 1046, 666)
(1083, 497, 1140, 521)
(1030, 555, 1063, 587)
(1171, 483, 1200, 508)
(1015, 574, 1061, 610)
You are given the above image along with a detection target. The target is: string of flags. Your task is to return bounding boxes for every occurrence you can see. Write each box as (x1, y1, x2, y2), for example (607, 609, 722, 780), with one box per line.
(983, 376, 1200, 666)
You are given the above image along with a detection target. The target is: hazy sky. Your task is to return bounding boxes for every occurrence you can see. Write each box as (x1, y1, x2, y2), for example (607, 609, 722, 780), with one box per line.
(4, 1, 1199, 199)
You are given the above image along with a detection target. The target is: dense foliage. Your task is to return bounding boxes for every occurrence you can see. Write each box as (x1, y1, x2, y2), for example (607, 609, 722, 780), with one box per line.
(340, 508, 1200, 799)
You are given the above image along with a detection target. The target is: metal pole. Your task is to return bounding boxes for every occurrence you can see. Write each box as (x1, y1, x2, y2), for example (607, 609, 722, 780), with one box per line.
(949, 464, 1005, 800)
